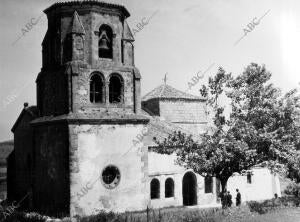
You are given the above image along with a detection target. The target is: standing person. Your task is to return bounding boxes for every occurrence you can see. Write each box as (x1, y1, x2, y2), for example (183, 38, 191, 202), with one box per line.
(223, 189, 229, 208)
(220, 189, 227, 208)
(219, 191, 223, 207)
(227, 191, 232, 207)
(236, 189, 241, 206)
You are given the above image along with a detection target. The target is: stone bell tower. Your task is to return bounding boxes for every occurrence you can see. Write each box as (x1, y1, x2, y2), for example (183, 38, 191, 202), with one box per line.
(31, 1, 149, 217)
(38, 0, 142, 115)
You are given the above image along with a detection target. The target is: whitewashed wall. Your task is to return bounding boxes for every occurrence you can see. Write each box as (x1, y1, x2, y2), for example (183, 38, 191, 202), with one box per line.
(149, 152, 281, 208)
(227, 168, 281, 204)
(148, 152, 218, 208)
(69, 124, 149, 216)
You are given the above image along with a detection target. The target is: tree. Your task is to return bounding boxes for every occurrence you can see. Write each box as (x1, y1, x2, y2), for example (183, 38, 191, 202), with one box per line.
(154, 63, 300, 192)
(227, 64, 300, 176)
(286, 152, 300, 183)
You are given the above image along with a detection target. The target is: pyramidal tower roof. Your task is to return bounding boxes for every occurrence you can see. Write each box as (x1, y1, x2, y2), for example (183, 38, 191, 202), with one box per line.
(123, 20, 134, 41)
(68, 11, 85, 35)
(142, 84, 205, 101)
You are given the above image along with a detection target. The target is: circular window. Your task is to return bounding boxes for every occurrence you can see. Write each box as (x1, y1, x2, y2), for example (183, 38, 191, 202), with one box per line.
(101, 165, 121, 189)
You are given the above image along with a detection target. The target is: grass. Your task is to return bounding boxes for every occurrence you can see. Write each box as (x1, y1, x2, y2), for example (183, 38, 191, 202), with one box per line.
(78, 205, 300, 222)
(252, 208, 300, 222)
(3, 201, 300, 221)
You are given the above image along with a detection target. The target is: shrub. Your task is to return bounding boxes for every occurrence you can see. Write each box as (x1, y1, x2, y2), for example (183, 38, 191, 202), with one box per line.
(284, 183, 300, 198)
(2, 212, 46, 222)
(247, 195, 300, 215)
(80, 211, 122, 222)
(247, 201, 266, 214)
(278, 196, 300, 207)
(78, 207, 239, 222)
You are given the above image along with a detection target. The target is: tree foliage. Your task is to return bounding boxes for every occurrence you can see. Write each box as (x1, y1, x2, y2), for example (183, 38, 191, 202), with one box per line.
(154, 63, 300, 190)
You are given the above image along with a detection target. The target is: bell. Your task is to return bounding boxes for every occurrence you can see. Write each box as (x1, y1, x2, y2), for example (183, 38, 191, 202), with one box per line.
(99, 38, 110, 50)
(99, 30, 110, 50)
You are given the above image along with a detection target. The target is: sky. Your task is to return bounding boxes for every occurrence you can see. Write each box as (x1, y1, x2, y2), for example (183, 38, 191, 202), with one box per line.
(0, 0, 300, 141)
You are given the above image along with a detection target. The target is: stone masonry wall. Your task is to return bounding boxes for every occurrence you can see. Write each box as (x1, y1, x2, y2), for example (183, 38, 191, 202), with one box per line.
(40, 7, 138, 115)
(37, 70, 69, 116)
(12, 113, 34, 208)
(159, 100, 207, 124)
(71, 66, 135, 113)
(33, 124, 70, 216)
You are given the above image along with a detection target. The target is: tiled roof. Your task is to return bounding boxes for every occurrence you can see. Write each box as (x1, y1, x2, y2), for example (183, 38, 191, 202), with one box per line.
(44, 0, 130, 18)
(142, 84, 205, 101)
(11, 106, 39, 132)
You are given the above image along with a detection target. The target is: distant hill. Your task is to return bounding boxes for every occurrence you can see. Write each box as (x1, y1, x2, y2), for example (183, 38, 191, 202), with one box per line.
(0, 140, 13, 162)
(0, 140, 13, 200)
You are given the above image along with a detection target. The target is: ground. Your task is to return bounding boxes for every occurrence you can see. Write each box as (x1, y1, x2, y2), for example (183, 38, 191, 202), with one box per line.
(120, 205, 300, 222)
(4, 205, 300, 221)
(252, 208, 300, 222)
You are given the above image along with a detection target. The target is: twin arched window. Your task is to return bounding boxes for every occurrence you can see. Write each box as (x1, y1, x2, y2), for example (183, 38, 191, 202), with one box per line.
(89, 73, 123, 104)
(150, 178, 175, 199)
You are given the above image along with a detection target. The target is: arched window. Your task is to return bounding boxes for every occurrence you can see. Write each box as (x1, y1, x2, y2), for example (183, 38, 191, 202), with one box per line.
(90, 74, 104, 103)
(204, 176, 213, 193)
(109, 74, 122, 103)
(98, 24, 113, 59)
(150, 178, 160, 199)
(165, 178, 174, 198)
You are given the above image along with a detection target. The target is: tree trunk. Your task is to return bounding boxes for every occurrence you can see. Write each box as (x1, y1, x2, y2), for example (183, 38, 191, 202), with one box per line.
(220, 177, 229, 193)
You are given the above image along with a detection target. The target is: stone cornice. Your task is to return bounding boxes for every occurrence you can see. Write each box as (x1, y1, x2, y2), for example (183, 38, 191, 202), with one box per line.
(44, 1, 130, 18)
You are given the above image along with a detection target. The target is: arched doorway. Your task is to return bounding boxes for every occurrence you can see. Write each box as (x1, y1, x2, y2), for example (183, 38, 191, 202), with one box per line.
(182, 171, 197, 206)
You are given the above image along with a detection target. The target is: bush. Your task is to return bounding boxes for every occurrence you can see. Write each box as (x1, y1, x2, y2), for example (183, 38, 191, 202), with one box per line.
(80, 211, 122, 222)
(2, 212, 46, 222)
(278, 196, 300, 207)
(78, 207, 242, 222)
(247, 201, 266, 214)
(247, 196, 300, 215)
(284, 183, 300, 198)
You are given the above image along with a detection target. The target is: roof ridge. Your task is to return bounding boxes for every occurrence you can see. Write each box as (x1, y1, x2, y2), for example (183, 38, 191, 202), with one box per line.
(158, 84, 166, 98)
(142, 84, 205, 101)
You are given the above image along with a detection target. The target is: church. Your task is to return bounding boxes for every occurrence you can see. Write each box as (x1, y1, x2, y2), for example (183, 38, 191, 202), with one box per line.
(7, 0, 281, 218)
